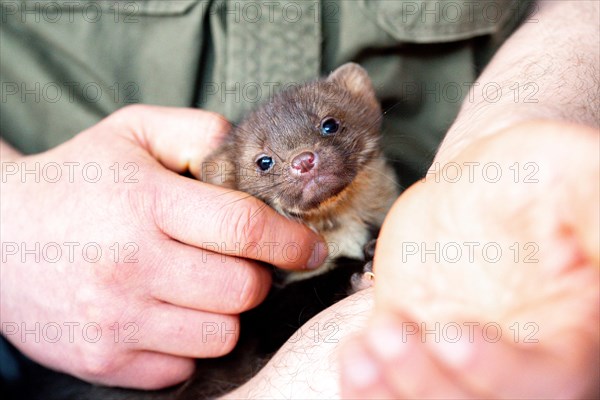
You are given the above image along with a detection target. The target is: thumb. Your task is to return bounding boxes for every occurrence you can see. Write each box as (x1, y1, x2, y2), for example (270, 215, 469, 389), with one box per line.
(108, 104, 230, 175)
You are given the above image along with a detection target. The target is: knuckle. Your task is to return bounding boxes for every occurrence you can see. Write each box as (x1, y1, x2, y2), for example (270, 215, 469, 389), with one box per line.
(106, 104, 151, 128)
(203, 111, 231, 138)
(146, 180, 178, 236)
(219, 315, 240, 355)
(75, 285, 114, 322)
(78, 347, 119, 383)
(201, 315, 239, 357)
(225, 266, 263, 313)
(213, 114, 230, 131)
(114, 104, 147, 118)
(236, 268, 260, 312)
(219, 202, 266, 249)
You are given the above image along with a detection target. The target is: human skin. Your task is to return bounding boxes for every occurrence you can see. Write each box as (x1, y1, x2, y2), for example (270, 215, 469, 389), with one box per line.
(0, 105, 327, 389)
(340, 121, 599, 399)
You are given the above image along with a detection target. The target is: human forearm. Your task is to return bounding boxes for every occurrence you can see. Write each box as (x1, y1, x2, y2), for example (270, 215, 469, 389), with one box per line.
(224, 289, 374, 399)
(436, 0, 599, 163)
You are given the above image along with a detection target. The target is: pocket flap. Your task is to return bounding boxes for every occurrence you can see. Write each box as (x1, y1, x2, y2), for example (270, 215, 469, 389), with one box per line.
(358, 0, 532, 43)
(17, 0, 201, 16)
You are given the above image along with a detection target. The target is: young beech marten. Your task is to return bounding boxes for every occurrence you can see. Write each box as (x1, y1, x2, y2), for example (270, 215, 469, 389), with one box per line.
(201, 62, 399, 286)
(27, 63, 399, 400)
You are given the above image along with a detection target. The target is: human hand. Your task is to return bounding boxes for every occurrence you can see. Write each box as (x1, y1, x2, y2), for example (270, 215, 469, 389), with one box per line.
(0, 105, 327, 389)
(339, 120, 599, 398)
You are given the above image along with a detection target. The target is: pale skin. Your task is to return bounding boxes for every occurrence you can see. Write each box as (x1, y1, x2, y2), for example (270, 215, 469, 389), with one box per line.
(339, 122, 599, 399)
(1, 0, 598, 398)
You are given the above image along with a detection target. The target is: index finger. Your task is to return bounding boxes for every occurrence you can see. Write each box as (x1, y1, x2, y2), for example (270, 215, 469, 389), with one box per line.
(153, 172, 328, 271)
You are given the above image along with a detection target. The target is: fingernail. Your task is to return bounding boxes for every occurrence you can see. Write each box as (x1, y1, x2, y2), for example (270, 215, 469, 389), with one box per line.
(430, 334, 472, 368)
(366, 316, 407, 362)
(307, 241, 328, 269)
(342, 340, 381, 390)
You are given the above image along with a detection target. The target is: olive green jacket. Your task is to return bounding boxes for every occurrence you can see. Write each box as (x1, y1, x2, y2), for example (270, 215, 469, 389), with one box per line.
(1, 0, 531, 185)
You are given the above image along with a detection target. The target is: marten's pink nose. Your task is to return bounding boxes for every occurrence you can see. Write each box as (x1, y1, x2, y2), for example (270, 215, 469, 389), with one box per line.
(291, 151, 316, 173)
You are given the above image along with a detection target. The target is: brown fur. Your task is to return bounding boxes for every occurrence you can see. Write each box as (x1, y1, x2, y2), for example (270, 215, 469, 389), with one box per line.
(202, 63, 399, 281)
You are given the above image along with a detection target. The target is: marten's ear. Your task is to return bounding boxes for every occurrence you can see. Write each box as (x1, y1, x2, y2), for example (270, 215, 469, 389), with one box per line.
(198, 143, 237, 189)
(327, 63, 376, 99)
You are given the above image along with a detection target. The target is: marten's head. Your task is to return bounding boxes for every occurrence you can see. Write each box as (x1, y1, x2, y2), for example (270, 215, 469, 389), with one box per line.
(205, 63, 382, 218)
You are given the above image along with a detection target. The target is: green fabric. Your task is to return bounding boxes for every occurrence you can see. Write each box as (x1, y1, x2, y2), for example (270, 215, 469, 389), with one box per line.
(0, 0, 532, 186)
(201, 0, 322, 122)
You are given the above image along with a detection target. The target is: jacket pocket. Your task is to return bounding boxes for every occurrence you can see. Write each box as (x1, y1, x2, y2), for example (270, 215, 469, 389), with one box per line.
(357, 0, 533, 43)
(0, 0, 207, 152)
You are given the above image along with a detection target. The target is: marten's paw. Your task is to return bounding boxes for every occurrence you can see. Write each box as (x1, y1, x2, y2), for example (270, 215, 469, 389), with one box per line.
(349, 262, 374, 293)
(349, 239, 377, 293)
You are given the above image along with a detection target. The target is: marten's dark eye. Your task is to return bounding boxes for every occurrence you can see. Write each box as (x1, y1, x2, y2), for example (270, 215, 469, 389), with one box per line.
(256, 156, 274, 172)
(319, 117, 340, 136)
